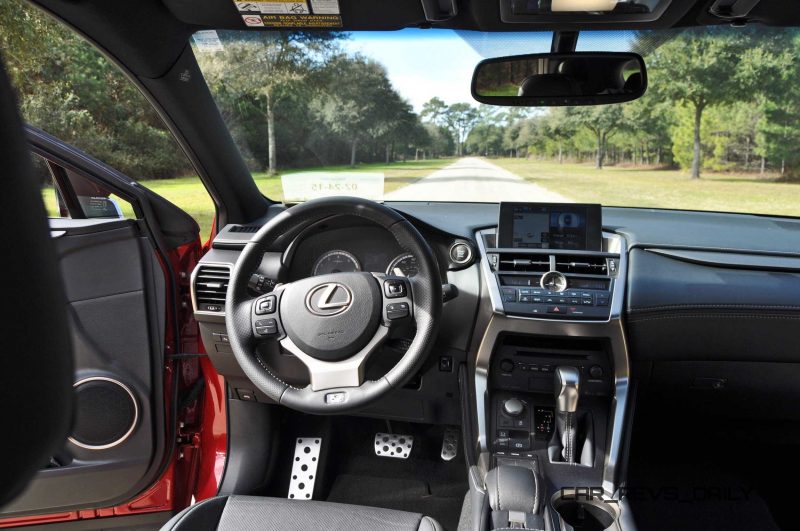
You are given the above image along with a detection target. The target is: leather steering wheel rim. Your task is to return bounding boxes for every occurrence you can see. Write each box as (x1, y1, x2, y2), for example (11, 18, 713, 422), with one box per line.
(226, 197, 442, 414)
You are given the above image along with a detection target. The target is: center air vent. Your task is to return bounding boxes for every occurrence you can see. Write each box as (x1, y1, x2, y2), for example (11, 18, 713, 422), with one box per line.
(555, 255, 608, 275)
(194, 265, 230, 312)
(498, 253, 550, 272)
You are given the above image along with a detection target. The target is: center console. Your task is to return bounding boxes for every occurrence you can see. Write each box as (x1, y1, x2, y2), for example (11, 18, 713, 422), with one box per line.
(465, 202, 634, 531)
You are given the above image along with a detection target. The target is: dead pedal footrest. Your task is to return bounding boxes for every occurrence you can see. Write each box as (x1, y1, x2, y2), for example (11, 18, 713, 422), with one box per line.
(374, 432, 413, 459)
(441, 427, 459, 461)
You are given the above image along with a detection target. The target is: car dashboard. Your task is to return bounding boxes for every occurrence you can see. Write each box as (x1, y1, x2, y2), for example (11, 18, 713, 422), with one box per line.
(191, 200, 800, 496)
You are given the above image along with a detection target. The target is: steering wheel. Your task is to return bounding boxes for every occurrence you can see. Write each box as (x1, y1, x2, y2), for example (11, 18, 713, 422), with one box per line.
(226, 197, 442, 414)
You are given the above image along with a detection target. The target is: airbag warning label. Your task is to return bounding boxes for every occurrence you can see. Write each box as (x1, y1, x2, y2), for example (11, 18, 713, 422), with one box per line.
(233, 0, 342, 28)
(260, 14, 342, 27)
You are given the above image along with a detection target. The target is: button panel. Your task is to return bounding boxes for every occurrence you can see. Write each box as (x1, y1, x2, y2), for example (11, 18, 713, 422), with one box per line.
(498, 286, 613, 320)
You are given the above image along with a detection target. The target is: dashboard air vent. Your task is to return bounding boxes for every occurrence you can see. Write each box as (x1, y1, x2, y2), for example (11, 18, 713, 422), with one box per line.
(194, 265, 230, 312)
(555, 255, 608, 275)
(498, 253, 550, 272)
(229, 225, 260, 233)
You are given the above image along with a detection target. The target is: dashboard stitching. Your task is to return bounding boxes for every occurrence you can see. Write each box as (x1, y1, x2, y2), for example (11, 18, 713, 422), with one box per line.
(628, 314, 800, 322)
(631, 304, 800, 312)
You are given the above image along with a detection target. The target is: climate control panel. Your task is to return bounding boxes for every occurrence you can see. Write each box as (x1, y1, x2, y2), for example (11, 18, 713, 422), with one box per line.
(499, 285, 611, 319)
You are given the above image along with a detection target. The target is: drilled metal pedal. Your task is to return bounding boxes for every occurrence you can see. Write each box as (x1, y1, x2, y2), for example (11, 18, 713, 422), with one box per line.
(288, 437, 321, 500)
(441, 427, 459, 461)
(374, 432, 413, 459)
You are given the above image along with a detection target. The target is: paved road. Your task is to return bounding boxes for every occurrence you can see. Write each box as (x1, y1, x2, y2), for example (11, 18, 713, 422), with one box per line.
(384, 157, 571, 203)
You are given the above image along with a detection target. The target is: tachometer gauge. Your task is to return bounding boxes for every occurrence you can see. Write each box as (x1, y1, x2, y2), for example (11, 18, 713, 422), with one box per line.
(386, 253, 419, 278)
(312, 250, 361, 276)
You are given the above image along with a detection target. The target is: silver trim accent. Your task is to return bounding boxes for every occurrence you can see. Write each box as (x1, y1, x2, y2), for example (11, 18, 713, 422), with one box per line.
(288, 437, 321, 499)
(555, 366, 581, 413)
(449, 241, 474, 265)
(304, 282, 352, 316)
(473, 228, 630, 494)
(280, 325, 390, 391)
(375, 432, 414, 459)
(540, 270, 568, 293)
(68, 377, 139, 451)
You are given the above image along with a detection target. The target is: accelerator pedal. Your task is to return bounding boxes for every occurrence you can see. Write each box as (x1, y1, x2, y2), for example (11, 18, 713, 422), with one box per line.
(441, 427, 459, 461)
(288, 437, 321, 500)
(374, 432, 413, 459)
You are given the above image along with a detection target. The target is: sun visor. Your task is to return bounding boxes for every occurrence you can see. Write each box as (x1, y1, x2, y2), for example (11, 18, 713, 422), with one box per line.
(161, 0, 428, 30)
(500, 0, 676, 24)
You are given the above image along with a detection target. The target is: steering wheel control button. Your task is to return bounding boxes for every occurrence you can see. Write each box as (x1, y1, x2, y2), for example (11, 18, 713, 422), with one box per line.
(384, 279, 406, 298)
(449, 242, 473, 265)
(255, 295, 276, 315)
(325, 392, 346, 404)
(254, 318, 278, 336)
(386, 302, 410, 320)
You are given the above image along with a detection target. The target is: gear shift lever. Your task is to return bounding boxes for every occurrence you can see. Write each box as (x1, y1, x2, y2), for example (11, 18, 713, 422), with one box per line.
(555, 366, 580, 413)
(554, 366, 580, 463)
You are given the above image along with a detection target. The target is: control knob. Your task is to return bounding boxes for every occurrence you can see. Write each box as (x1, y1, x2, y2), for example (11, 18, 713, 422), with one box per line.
(502, 398, 525, 417)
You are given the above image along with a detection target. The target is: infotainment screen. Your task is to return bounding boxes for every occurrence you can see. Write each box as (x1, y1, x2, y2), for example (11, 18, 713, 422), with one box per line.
(498, 203, 602, 251)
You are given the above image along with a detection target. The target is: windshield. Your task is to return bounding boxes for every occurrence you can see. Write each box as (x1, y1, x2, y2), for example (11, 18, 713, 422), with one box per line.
(193, 27, 800, 216)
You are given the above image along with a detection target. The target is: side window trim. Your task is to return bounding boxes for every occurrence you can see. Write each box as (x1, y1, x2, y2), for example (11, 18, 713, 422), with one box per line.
(46, 159, 86, 219)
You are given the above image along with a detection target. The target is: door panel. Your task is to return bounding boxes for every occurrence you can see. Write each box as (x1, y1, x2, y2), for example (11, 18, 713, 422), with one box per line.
(0, 219, 167, 515)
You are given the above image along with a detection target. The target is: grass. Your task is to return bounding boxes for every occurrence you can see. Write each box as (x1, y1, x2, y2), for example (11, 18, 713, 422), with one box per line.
(41, 158, 455, 238)
(491, 158, 800, 218)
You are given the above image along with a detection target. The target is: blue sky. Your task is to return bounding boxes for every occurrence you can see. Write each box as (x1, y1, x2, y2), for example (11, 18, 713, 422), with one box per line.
(340, 29, 634, 112)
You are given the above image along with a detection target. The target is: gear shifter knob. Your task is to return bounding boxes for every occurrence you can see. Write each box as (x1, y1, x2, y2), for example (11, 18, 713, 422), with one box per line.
(554, 366, 580, 413)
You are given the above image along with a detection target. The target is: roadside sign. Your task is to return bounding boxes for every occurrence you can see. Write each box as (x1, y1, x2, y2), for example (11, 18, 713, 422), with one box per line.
(281, 172, 385, 202)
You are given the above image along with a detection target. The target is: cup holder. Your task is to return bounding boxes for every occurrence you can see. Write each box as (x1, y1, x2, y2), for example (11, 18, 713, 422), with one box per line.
(551, 491, 621, 531)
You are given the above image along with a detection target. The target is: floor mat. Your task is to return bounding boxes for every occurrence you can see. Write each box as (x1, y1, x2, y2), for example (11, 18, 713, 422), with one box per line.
(322, 418, 468, 531)
(327, 474, 465, 530)
(627, 416, 784, 530)
(627, 461, 780, 531)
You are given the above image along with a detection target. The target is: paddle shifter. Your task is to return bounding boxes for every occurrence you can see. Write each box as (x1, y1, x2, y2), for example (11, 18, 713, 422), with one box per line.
(554, 366, 581, 463)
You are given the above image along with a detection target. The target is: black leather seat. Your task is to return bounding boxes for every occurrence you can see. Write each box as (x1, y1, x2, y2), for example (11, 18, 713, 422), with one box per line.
(162, 496, 443, 531)
(0, 50, 73, 507)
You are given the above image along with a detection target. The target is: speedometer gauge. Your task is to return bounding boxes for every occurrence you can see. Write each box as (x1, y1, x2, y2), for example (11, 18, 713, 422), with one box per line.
(386, 253, 419, 278)
(312, 250, 361, 276)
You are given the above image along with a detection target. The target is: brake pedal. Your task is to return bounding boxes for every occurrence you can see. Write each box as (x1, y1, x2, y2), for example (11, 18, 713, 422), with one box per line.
(288, 437, 321, 500)
(374, 432, 413, 459)
(441, 427, 459, 461)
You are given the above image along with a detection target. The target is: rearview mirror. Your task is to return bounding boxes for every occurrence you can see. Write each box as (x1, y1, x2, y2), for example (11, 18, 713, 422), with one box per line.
(472, 52, 647, 107)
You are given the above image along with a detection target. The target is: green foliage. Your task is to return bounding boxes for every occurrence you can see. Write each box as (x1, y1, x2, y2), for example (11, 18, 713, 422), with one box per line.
(5, 0, 800, 184)
(1, 0, 192, 179)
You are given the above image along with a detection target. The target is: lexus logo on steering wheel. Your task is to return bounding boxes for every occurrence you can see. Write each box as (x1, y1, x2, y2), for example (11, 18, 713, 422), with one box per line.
(305, 283, 353, 316)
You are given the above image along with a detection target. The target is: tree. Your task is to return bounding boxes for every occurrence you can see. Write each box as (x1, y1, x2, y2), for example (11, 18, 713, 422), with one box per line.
(543, 108, 578, 164)
(466, 123, 503, 156)
(199, 32, 340, 174)
(647, 28, 789, 178)
(444, 103, 480, 156)
(566, 105, 625, 169)
(1, 0, 192, 179)
(420, 97, 449, 127)
(312, 55, 406, 166)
